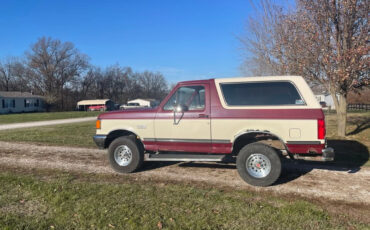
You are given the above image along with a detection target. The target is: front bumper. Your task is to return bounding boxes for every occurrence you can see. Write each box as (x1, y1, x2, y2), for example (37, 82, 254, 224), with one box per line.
(93, 135, 106, 149)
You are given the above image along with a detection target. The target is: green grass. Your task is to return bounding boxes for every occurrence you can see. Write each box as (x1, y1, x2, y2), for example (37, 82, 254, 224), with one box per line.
(0, 121, 96, 148)
(0, 111, 101, 124)
(0, 169, 367, 230)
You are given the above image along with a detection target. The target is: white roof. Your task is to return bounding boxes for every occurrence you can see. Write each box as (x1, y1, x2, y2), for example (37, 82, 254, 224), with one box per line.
(77, 99, 110, 106)
(127, 98, 156, 103)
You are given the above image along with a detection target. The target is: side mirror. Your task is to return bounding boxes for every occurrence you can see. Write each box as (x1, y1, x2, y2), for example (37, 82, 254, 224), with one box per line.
(174, 104, 188, 113)
(173, 104, 188, 124)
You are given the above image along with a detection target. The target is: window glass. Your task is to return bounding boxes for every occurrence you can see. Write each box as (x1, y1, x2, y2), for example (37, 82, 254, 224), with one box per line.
(220, 82, 303, 106)
(164, 86, 205, 111)
(2, 99, 9, 108)
(24, 99, 31, 108)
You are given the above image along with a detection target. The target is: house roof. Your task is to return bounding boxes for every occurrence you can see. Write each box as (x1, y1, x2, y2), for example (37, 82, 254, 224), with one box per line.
(77, 99, 111, 106)
(0, 91, 43, 98)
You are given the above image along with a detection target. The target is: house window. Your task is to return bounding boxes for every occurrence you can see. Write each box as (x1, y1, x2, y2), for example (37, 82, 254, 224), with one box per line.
(12, 99, 15, 108)
(2, 99, 9, 108)
(24, 99, 31, 108)
(35, 99, 39, 107)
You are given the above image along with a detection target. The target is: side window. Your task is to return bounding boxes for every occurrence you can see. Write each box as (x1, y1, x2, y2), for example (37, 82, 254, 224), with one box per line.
(163, 85, 205, 111)
(220, 82, 304, 106)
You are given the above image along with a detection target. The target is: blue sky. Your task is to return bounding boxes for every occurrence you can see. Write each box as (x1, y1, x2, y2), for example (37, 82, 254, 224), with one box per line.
(1, 0, 264, 83)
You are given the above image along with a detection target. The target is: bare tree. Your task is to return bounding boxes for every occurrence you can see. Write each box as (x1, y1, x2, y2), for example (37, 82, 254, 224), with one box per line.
(1, 37, 169, 110)
(242, 0, 369, 136)
(136, 71, 168, 100)
(26, 37, 89, 110)
(0, 57, 28, 92)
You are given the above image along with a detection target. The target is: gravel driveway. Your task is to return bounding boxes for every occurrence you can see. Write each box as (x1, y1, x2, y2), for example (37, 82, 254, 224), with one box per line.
(0, 141, 369, 205)
(0, 117, 96, 130)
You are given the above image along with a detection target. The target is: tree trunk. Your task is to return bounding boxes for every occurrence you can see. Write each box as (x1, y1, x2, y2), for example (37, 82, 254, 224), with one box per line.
(330, 90, 347, 137)
(336, 94, 347, 137)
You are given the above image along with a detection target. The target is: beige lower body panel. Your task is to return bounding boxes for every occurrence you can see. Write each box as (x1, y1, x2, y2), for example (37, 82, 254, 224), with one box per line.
(97, 118, 324, 145)
(211, 119, 323, 144)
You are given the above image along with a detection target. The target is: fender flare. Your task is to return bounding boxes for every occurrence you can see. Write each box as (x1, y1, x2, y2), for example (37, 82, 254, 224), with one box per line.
(105, 129, 143, 148)
(232, 130, 288, 153)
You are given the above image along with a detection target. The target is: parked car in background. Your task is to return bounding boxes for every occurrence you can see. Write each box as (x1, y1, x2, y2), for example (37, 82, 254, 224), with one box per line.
(93, 76, 334, 187)
(120, 98, 160, 110)
(120, 102, 145, 110)
(88, 105, 106, 111)
(319, 101, 327, 108)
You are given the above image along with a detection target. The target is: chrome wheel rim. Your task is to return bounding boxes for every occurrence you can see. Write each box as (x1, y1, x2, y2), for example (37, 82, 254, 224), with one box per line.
(246, 153, 271, 178)
(114, 145, 133, 166)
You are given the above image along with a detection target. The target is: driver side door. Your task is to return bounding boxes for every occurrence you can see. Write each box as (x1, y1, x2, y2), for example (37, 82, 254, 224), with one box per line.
(154, 83, 211, 153)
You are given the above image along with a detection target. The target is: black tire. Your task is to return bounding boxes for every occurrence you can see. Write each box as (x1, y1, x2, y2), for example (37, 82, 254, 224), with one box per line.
(236, 143, 281, 187)
(108, 136, 143, 173)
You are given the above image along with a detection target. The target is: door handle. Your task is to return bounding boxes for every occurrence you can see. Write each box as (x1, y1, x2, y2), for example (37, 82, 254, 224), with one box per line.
(198, 114, 209, 118)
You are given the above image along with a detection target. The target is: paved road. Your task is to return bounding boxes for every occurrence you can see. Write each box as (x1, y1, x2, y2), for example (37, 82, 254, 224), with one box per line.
(0, 117, 96, 130)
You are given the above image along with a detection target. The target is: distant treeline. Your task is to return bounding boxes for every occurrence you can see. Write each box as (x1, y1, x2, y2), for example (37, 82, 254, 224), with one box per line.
(0, 37, 169, 111)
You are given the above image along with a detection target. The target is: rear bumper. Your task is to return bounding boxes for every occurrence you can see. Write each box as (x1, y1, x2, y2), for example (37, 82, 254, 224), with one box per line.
(322, 147, 335, 161)
(293, 147, 335, 162)
(93, 135, 106, 149)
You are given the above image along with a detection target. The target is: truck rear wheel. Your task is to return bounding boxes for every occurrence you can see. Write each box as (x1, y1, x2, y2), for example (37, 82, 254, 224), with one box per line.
(108, 136, 143, 173)
(236, 143, 281, 187)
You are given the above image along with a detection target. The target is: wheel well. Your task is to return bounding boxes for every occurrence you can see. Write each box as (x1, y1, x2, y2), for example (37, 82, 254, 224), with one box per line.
(232, 132, 287, 155)
(105, 130, 144, 152)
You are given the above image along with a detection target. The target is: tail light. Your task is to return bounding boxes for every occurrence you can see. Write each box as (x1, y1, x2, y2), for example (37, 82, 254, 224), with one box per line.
(96, 119, 101, 129)
(318, 119, 325, 139)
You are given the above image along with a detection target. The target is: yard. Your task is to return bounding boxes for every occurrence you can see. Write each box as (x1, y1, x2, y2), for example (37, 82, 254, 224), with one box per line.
(0, 121, 96, 148)
(0, 111, 101, 124)
(1, 166, 368, 229)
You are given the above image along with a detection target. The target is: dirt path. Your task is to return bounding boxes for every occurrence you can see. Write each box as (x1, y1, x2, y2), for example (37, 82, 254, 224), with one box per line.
(0, 117, 96, 130)
(0, 141, 369, 205)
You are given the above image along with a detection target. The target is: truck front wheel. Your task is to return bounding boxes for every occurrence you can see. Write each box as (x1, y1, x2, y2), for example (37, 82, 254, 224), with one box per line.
(108, 136, 143, 173)
(236, 143, 281, 187)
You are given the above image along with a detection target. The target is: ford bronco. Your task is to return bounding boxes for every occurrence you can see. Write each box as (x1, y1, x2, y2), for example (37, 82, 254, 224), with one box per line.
(93, 76, 334, 186)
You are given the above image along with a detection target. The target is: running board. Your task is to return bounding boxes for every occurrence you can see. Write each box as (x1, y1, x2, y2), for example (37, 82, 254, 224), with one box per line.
(144, 153, 226, 162)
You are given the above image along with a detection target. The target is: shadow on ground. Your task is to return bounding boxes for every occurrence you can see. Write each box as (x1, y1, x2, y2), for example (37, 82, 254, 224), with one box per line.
(139, 140, 369, 186)
(139, 161, 178, 172)
(275, 140, 369, 185)
(347, 116, 370, 135)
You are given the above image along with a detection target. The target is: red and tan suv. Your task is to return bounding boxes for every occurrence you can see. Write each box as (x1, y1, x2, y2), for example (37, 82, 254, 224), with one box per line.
(93, 76, 334, 186)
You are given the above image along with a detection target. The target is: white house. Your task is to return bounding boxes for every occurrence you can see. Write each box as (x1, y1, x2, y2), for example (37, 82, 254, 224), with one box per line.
(315, 93, 337, 109)
(0, 91, 45, 114)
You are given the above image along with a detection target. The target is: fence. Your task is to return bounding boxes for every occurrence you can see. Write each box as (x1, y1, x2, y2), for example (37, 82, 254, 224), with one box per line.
(347, 104, 370, 111)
